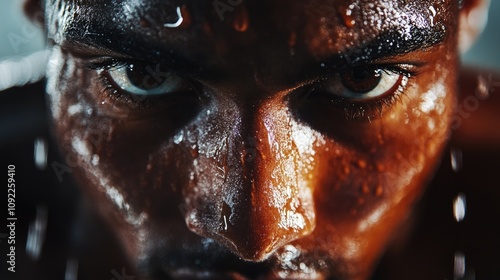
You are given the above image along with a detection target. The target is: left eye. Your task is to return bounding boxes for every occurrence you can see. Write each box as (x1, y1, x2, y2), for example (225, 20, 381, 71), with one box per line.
(323, 66, 403, 100)
(107, 63, 187, 96)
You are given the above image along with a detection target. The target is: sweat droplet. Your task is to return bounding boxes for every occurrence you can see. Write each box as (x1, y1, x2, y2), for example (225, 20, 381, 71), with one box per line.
(453, 193, 466, 222)
(356, 159, 367, 169)
(428, 6, 436, 27)
(477, 75, 491, 99)
(164, 6, 191, 28)
(450, 147, 463, 173)
(232, 7, 249, 32)
(223, 215, 228, 231)
(173, 132, 184, 144)
(26, 205, 48, 261)
(454, 251, 466, 279)
(191, 145, 199, 158)
(341, 4, 356, 28)
(91, 154, 99, 166)
(34, 137, 48, 170)
(65, 258, 79, 280)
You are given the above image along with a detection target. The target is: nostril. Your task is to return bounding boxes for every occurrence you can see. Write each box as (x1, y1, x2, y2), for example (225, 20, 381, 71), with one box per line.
(183, 196, 316, 262)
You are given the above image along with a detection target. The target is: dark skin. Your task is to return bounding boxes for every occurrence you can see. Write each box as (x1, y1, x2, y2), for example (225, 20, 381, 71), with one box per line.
(23, 0, 495, 279)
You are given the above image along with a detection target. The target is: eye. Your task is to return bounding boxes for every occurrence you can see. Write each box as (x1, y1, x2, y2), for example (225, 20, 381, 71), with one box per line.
(299, 65, 414, 121)
(106, 63, 188, 96)
(324, 66, 403, 100)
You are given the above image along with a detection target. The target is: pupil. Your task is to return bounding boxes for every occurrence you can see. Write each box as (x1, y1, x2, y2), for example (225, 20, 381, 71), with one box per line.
(126, 64, 166, 90)
(341, 67, 382, 94)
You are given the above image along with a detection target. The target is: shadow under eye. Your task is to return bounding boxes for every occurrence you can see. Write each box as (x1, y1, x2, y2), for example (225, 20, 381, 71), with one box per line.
(104, 87, 205, 119)
(288, 87, 386, 153)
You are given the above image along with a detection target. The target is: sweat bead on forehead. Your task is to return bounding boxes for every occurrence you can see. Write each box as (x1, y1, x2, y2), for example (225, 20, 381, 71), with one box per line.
(43, 0, 460, 279)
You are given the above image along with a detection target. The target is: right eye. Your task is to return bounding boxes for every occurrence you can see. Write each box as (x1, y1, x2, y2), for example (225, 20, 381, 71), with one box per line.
(324, 66, 403, 100)
(106, 62, 189, 96)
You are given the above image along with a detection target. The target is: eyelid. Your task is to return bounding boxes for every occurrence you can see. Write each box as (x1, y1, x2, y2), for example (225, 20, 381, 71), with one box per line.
(80, 56, 206, 82)
(315, 63, 418, 86)
(81, 57, 132, 71)
(372, 64, 415, 82)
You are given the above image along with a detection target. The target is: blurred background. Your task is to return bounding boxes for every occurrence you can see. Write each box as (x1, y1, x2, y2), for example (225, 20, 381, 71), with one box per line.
(0, 0, 499, 69)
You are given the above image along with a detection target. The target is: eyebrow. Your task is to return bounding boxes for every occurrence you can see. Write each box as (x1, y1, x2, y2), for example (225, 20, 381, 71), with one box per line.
(59, 26, 214, 78)
(342, 26, 446, 64)
(59, 18, 446, 84)
(295, 25, 446, 83)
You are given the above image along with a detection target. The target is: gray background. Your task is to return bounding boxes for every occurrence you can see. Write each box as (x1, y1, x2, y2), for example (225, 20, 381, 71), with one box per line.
(0, 0, 499, 69)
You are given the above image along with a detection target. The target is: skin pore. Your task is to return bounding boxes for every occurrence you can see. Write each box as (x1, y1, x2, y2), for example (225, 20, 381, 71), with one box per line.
(37, 0, 476, 279)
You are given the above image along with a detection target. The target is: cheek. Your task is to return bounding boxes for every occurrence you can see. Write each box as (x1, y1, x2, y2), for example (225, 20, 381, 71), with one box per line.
(46, 47, 181, 256)
(298, 64, 456, 266)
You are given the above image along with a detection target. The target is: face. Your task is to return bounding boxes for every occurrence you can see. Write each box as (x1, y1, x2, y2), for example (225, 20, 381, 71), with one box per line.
(44, 0, 459, 279)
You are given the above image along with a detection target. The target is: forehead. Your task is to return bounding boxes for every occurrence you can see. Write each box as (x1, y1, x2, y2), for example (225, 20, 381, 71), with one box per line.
(45, 0, 454, 45)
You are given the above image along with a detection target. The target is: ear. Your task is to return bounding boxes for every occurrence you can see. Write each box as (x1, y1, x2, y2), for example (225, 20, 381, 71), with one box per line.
(24, 0, 44, 27)
(459, 0, 490, 54)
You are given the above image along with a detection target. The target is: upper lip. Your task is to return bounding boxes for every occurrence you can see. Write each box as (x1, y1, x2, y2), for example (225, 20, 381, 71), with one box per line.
(147, 255, 326, 280)
(158, 261, 274, 280)
(141, 240, 331, 280)
(162, 269, 326, 280)
(166, 269, 260, 280)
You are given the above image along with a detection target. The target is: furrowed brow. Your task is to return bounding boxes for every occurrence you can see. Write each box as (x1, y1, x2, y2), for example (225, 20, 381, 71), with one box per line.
(59, 40, 206, 77)
(293, 25, 446, 83)
(340, 26, 446, 64)
(57, 18, 213, 77)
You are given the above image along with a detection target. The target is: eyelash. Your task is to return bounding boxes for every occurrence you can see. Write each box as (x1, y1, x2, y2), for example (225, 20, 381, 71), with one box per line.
(85, 59, 190, 110)
(84, 59, 417, 120)
(83, 58, 128, 71)
(309, 66, 416, 121)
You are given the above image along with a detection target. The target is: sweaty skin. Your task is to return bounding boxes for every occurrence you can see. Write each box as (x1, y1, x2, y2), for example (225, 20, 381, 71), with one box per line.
(41, 0, 465, 279)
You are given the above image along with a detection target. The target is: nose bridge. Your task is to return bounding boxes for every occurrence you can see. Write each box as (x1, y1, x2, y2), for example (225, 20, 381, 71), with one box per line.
(249, 98, 317, 259)
(184, 91, 317, 261)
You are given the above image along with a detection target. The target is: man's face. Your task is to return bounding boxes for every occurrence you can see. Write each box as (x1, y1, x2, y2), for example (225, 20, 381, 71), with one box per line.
(45, 0, 458, 279)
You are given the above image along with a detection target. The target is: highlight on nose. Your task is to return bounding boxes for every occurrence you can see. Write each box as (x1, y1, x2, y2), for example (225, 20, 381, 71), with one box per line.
(181, 98, 319, 261)
(183, 138, 317, 261)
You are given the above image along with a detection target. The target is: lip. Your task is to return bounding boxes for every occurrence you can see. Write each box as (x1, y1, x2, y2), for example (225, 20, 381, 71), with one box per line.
(157, 260, 329, 280)
(159, 263, 274, 280)
(155, 259, 327, 280)
(162, 269, 326, 280)
(143, 239, 332, 280)
(166, 269, 256, 280)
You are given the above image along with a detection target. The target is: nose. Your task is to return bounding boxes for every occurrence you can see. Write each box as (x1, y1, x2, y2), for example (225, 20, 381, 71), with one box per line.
(182, 94, 318, 261)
